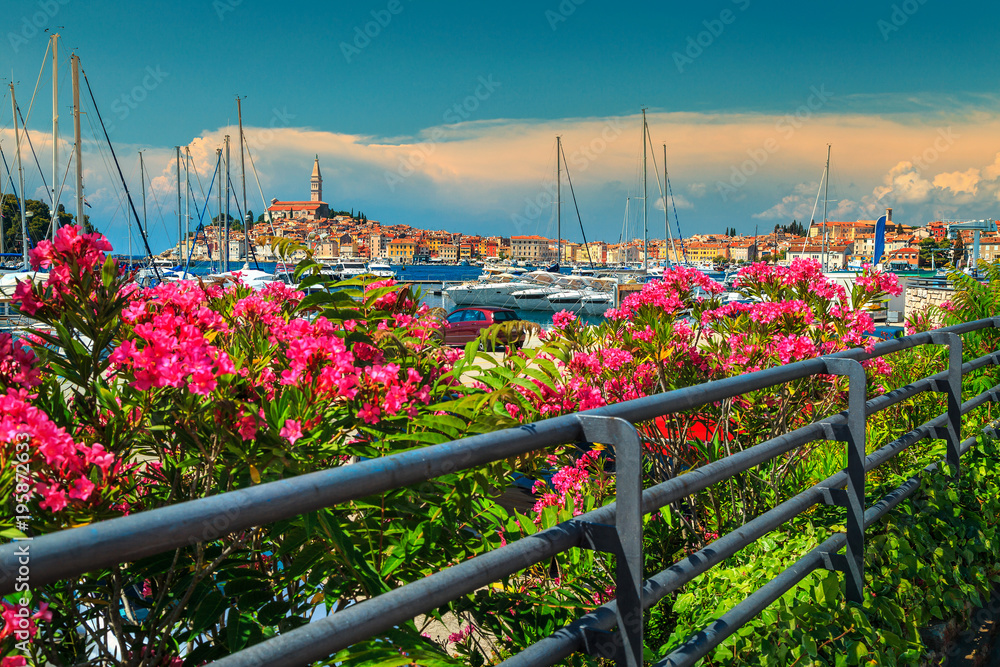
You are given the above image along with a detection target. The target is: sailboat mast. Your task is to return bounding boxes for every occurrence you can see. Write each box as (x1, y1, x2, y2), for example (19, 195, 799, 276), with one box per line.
(224, 134, 231, 272)
(237, 96, 248, 260)
(822, 143, 831, 271)
(185, 147, 191, 269)
(137, 151, 145, 263)
(556, 135, 561, 268)
(72, 54, 84, 235)
(642, 108, 648, 272)
(175, 146, 181, 259)
(216, 148, 222, 271)
(51, 33, 59, 237)
(663, 143, 674, 266)
(11, 85, 28, 270)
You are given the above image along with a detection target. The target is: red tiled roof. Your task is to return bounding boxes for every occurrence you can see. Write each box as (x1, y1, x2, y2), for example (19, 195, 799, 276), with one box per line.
(268, 201, 327, 210)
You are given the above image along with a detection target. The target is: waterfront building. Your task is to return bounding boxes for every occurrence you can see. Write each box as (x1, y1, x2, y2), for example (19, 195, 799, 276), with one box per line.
(785, 242, 854, 269)
(388, 238, 417, 263)
(885, 247, 919, 270)
(511, 235, 550, 262)
(728, 240, 758, 263)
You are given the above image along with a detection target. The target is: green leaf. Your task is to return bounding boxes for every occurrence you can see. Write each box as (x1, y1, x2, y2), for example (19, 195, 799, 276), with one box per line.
(227, 612, 255, 651)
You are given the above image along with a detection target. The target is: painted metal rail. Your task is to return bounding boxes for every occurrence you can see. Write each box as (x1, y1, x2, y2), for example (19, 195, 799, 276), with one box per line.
(2, 318, 999, 666)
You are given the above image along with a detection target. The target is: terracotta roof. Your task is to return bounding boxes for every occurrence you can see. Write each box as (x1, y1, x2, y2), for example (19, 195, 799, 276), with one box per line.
(268, 201, 327, 210)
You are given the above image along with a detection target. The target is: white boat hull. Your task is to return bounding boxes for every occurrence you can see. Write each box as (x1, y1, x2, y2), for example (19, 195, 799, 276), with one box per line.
(513, 289, 558, 311)
(445, 282, 524, 307)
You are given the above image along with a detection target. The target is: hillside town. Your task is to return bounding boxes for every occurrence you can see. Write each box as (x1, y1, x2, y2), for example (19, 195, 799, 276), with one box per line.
(165, 158, 989, 271)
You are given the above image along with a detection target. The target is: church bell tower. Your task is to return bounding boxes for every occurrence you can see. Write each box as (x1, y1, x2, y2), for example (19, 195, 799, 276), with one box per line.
(311, 155, 323, 202)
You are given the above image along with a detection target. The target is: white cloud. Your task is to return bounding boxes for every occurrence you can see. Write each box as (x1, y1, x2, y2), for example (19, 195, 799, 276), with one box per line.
(654, 194, 693, 211)
(933, 167, 981, 195)
(16, 104, 1000, 253)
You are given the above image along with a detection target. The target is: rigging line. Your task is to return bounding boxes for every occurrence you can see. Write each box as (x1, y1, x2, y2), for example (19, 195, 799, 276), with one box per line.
(21, 38, 51, 130)
(0, 144, 20, 205)
(665, 176, 685, 263)
(183, 151, 221, 279)
(643, 123, 669, 266)
(140, 155, 169, 237)
(82, 109, 128, 229)
(80, 67, 160, 280)
(617, 196, 629, 246)
(15, 106, 54, 208)
(243, 135, 294, 273)
(54, 151, 74, 215)
(188, 152, 215, 225)
(558, 141, 595, 268)
(663, 151, 687, 264)
(805, 165, 827, 253)
(225, 173, 261, 270)
(242, 138, 287, 264)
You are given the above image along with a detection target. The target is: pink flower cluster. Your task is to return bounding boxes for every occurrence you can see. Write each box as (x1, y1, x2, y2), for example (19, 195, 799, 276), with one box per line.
(535, 259, 899, 422)
(552, 310, 577, 330)
(13, 225, 113, 317)
(531, 449, 603, 520)
(0, 600, 51, 654)
(735, 258, 850, 301)
(446, 625, 473, 644)
(1, 389, 114, 512)
(0, 335, 41, 392)
(855, 264, 904, 297)
(364, 278, 415, 312)
(607, 265, 723, 321)
(111, 281, 235, 395)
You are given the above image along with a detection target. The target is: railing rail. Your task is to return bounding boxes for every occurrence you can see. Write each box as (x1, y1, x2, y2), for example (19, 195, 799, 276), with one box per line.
(3, 317, 1000, 666)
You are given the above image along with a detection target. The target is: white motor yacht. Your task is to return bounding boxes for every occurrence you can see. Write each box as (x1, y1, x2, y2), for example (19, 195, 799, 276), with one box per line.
(367, 261, 396, 279)
(206, 266, 276, 291)
(547, 289, 587, 312)
(335, 260, 369, 280)
(512, 285, 562, 311)
(581, 291, 614, 316)
(444, 276, 527, 307)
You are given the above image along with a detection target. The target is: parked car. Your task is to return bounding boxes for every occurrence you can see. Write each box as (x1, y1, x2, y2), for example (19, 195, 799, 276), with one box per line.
(439, 307, 525, 349)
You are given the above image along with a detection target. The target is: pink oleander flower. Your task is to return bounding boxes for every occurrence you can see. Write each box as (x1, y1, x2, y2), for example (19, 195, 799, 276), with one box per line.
(279, 419, 303, 445)
(552, 310, 577, 329)
(0, 333, 42, 391)
(446, 625, 473, 644)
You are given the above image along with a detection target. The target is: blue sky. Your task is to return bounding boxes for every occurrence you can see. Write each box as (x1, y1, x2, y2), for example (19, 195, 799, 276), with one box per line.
(4, 0, 1000, 252)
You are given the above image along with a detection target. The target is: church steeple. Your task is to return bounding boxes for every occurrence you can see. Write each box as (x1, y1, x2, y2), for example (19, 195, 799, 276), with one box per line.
(311, 155, 323, 202)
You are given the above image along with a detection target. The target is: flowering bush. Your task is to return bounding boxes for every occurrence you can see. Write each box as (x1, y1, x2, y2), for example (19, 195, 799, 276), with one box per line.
(6, 229, 967, 666)
(0, 228, 508, 666)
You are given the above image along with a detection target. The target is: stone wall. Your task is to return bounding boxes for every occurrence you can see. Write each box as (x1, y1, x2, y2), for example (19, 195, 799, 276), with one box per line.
(904, 285, 955, 322)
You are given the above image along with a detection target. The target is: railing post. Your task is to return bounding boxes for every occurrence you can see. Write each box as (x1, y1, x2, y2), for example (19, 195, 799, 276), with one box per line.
(928, 331, 963, 478)
(821, 358, 867, 604)
(573, 415, 643, 667)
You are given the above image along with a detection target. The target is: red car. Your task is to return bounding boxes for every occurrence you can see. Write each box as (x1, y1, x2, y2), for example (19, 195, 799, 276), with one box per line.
(441, 307, 525, 348)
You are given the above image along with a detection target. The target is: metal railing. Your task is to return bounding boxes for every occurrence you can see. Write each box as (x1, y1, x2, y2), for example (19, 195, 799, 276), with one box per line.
(3, 318, 1000, 666)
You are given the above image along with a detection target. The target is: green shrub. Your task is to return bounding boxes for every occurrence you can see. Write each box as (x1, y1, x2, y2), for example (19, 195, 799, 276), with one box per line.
(654, 436, 1000, 666)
